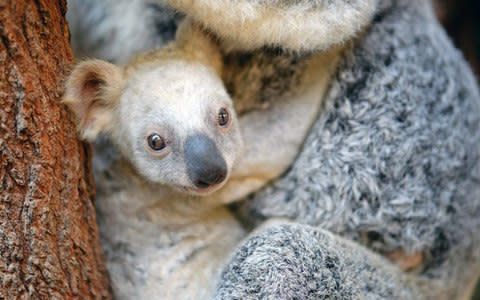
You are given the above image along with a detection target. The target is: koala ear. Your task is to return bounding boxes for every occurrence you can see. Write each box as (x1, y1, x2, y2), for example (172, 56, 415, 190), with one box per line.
(63, 60, 124, 141)
(175, 19, 223, 75)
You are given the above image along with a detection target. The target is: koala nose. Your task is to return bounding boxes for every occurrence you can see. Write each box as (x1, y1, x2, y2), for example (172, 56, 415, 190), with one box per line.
(184, 134, 227, 189)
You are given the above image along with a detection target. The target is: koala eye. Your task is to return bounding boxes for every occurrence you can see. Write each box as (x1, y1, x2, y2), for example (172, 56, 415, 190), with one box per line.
(217, 108, 230, 127)
(147, 134, 166, 151)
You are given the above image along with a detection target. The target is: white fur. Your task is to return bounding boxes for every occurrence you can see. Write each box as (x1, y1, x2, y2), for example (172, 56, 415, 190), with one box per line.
(97, 180, 246, 300)
(114, 61, 240, 190)
(165, 0, 376, 51)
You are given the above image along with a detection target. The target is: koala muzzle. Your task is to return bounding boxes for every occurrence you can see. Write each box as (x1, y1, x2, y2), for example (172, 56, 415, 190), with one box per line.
(185, 134, 227, 188)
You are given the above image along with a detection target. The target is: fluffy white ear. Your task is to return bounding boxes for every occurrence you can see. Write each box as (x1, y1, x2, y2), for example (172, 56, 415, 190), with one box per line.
(165, 0, 377, 52)
(63, 60, 124, 141)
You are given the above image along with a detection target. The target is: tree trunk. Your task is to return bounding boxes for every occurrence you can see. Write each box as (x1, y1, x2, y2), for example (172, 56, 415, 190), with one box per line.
(0, 1, 110, 299)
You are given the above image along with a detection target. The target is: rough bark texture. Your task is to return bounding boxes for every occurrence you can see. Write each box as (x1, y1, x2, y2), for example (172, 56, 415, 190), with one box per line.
(0, 0, 110, 299)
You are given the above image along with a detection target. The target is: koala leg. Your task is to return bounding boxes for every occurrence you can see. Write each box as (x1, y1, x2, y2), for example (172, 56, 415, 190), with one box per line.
(214, 222, 424, 300)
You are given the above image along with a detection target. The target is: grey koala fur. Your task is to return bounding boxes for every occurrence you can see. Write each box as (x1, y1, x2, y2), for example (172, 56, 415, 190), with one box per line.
(232, 1, 480, 299)
(66, 0, 480, 299)
(215, 222, 422, 299)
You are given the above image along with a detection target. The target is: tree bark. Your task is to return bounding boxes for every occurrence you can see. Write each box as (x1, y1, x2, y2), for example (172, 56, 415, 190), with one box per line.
(0, 0, 110, 299)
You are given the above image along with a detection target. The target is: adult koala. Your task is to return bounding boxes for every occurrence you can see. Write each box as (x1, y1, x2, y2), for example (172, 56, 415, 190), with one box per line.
(67, 0, 480, 299)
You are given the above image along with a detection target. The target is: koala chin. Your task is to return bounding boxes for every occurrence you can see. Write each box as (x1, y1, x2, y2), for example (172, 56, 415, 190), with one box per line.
(63, 22, 246, 299)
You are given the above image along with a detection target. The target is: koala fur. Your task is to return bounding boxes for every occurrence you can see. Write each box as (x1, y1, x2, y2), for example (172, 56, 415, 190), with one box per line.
(67, 0, 480, 299)
(64, 18, 339, 299)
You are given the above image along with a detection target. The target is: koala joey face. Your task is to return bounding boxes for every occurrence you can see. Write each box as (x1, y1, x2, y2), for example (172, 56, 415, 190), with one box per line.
(116, 62, 243, 195)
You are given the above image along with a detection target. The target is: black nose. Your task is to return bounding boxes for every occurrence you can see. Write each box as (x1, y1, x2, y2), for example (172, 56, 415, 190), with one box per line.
(184, 135, 227, 189)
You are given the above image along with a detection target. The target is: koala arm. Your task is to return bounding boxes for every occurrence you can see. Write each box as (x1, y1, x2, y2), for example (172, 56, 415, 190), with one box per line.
(165, 0, 376, 52)
(213, 222, 424, 300)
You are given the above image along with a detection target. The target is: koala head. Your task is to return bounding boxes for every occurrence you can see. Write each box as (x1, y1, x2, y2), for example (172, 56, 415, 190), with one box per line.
(64, 47, 242, 195)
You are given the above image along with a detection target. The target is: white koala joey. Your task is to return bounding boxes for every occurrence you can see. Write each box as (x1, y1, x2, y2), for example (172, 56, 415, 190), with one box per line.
(63, 20, 341, 299)
(65, 21, 243, 300)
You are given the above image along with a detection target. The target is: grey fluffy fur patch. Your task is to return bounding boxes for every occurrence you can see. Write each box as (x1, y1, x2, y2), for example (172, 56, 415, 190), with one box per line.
(214, 223, 421, 299)
(234, 0, 480, 298)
